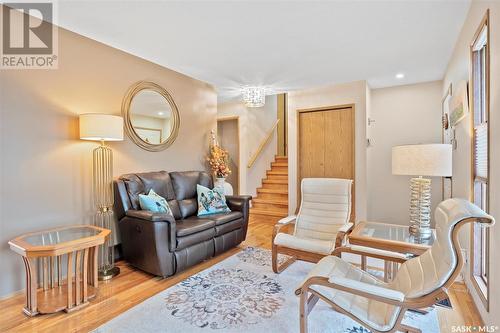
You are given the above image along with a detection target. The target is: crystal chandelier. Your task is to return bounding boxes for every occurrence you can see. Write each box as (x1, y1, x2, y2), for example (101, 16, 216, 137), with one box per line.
(242, 86, 265, 107)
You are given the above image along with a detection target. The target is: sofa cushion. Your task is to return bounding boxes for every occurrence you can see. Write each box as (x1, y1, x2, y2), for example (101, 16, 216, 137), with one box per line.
(137, 171, 176, 201)
(171, 171, 212, 218)
(176, 217, 216, 237)
(176, 228, 215, 250)
(205, 211, 243, 226)
(120, 173, 144, 210)
(214, 218, 243, 236)
(170, 171, 212, 200)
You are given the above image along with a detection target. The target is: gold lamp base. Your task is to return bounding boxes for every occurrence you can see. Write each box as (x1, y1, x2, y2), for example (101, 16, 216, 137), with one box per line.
(98, 266, 120, 281)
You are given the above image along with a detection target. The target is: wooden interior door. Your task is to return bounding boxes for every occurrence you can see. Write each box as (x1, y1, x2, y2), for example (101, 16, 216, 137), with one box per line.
(298, 106, 355, 219)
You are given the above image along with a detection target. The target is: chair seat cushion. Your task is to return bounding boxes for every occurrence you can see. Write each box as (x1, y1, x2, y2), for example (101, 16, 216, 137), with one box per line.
(205, 211, 243, 226)
(176, 217, 216, 237)
(274, 233, 335, 255)
(298, 256, 401, 332)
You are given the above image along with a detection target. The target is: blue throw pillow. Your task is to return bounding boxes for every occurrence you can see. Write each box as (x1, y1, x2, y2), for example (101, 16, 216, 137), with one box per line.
(197, 184, 231, 216)
(139, 189, 173, 215)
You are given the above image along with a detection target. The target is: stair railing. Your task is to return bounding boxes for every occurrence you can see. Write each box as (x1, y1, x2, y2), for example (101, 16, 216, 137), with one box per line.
(247, 119, 280, 168)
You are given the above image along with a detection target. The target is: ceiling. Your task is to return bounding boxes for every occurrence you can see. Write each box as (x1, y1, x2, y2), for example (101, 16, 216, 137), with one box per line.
(56, 1, 470, 101)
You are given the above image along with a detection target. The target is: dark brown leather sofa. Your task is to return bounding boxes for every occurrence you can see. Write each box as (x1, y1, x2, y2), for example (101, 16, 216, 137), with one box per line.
(114, 170, 251, 277)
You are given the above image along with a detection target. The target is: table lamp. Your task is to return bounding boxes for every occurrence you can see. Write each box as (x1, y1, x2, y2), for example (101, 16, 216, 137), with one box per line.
(392, 144, 452, 239)
(80, 114, 124, 280)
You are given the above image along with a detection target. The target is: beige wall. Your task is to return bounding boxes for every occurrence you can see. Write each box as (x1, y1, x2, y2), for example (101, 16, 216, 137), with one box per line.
(0, 24, 217, 297)
(218, 95, 278, 197)
(442, 0, 500, 323)
(367, 81, 443, 224)
(287, 81, 368, 220)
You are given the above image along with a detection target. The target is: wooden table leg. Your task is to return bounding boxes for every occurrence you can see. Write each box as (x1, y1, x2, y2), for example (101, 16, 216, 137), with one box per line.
(90, 246, 98, 288)
(22, 257, 38, 316)
(75, 250, 82, 306)
(67, 252, 73, 310)
(57, 255, 62, 286)
(83, 248, 89, 302)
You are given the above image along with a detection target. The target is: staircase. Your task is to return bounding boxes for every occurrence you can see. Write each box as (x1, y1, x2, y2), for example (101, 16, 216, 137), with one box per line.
(250, 156, 289, 219)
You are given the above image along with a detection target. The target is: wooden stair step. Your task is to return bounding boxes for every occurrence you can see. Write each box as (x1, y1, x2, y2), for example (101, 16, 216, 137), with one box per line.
(257, 188, 288, 194)
(267, 170, 287, 176)
(261, 181, 287, 190)
(263, 179, 288, 184)
(250, 208, 288, 218)
(265, 174, 288, 181)
(275, 155, 288, 161)
(271, 162, 288, 167)
(252, 198, 288, 206)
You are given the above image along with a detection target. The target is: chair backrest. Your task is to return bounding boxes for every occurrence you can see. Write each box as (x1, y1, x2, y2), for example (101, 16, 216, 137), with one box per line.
(294, 178, 353, 241)
(390, 198, 495, 298)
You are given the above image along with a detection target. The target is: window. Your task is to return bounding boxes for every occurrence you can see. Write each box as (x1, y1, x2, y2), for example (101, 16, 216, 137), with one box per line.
(470, 11, 489, 309)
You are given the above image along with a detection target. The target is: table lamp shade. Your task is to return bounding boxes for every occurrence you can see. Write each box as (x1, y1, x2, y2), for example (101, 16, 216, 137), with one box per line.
(392, 144, 452, 177)
(79, 114, 124, 141)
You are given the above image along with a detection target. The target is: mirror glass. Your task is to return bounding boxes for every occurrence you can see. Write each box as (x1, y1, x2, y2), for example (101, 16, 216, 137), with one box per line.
(129, 90, 174, 144)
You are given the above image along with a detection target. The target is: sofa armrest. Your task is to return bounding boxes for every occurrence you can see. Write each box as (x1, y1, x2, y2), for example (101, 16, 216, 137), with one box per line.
(225, 195, 251, 215)
(225, 195, 252, 239)
(126, 209, 175, 223)
(124, 210, 176, 252)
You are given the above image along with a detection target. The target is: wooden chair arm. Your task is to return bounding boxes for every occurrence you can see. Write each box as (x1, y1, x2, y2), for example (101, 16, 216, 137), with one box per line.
(273, 216, 296, 239)
(334, 223, 354, 248)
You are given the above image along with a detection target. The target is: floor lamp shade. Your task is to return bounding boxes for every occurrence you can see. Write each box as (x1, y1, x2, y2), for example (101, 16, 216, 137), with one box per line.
(79, 114, 124, 141)
(392, 144, 452, 239)
(79, 114, 123, 280)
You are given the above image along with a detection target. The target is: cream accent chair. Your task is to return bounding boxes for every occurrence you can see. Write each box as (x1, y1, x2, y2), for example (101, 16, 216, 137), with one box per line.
(297, 198, 495, 333)
(272, 178, 354, 273)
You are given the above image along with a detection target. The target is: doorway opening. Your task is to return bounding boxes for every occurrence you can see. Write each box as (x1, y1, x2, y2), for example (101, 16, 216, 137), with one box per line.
(217, 116, 240, 195)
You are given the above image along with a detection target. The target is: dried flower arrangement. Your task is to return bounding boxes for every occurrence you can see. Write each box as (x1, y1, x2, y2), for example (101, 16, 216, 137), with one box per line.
(207, 144, 232, 178)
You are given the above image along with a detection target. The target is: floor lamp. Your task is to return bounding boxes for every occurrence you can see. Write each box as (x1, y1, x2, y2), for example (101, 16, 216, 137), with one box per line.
(392, 144, 452, 239)
(80, 114, 124, 280)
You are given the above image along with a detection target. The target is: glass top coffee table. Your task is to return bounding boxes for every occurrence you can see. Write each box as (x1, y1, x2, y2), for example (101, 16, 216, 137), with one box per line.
(8, 225, 110, 316)
(348, 221, 435, 256)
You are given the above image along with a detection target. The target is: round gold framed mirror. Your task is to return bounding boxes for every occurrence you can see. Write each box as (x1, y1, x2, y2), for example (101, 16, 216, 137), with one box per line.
(122, 81, 180, 152)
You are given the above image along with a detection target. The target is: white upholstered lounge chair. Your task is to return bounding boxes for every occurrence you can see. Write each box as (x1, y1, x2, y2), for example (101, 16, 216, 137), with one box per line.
(297, 198, 495, 333)
(272, 178, 354, 273)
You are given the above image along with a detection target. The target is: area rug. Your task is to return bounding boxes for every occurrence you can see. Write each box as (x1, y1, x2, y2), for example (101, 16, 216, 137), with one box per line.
(94, 247, 439, 333)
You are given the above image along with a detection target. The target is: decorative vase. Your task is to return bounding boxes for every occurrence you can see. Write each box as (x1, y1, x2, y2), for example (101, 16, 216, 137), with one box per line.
(214, 177, 226, 190)
(214, 177, 234, 195)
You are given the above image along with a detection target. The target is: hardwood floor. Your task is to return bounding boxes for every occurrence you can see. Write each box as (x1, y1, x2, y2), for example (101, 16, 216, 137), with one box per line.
(0, 215, 482, 332)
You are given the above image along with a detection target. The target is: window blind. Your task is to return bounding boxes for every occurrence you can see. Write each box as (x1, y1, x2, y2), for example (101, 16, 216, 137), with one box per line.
(474, 123, 488, 180)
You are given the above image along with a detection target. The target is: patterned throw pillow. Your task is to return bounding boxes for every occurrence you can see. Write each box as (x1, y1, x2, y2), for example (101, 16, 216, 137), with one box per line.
(139, 189, 173, 215)
(197, 184, 231, 216)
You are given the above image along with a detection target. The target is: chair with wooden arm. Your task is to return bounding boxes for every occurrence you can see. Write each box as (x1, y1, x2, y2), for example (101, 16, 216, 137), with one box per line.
(296, 198, 495, 333)
(272, 178, 354, 273)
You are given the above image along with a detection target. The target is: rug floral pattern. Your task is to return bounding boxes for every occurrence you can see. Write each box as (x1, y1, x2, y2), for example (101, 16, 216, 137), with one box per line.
(236, 246, 291, 267)
(165, 268, 285, 329)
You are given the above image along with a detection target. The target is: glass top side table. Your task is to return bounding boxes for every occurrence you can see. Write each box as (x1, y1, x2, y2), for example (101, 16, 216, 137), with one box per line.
(348, 221, 435, 256)
(8, 225, 110, 316)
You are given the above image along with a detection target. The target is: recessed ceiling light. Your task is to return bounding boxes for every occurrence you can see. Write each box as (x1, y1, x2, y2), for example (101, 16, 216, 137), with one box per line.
(396, 73, 405, 79)
(158, 111, 164, 116)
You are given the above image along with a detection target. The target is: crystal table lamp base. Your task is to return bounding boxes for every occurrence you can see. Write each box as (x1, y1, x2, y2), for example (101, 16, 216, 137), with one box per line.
(409, 176, 432, 239)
